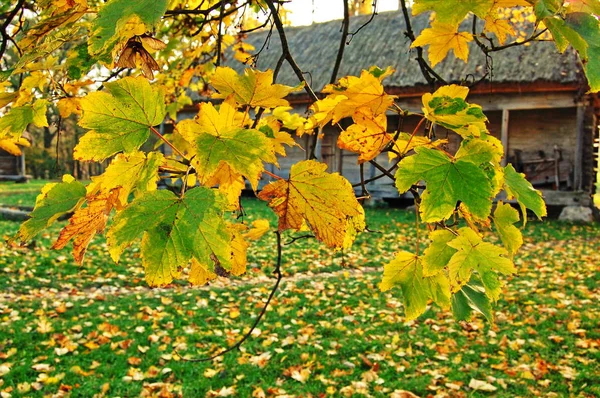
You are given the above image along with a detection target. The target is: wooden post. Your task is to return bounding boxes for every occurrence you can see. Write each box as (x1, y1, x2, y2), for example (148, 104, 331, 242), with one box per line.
(501, 108, 510, 166)
(574, 105, 585, 191)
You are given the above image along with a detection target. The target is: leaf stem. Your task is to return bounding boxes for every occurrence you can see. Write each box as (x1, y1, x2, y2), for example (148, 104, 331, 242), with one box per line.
(149, 126, 188, 162)
(263, 170, 283, 180)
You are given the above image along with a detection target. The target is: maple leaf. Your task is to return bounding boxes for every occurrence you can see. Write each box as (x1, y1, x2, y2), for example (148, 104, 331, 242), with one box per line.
(74, 77, 166, 161)
(379, 251, 451, 320)
(53, 189, 121, 264)
(451, 275, 494, 322)
(422, 229, 457, 277)
(177, 99, 276, 189)
(504, 164, 547, 222)
(88, 0, 168, 56)
(484, 15, 516, 45)
(315, 67, 396, 125)
(189, 258, 217, 286)
(493, 202, 523, 256)
(86, 151, 164, 208)
(338, 109, 392, 163)
(202, 162, 246, 210)
(566, 0, 600, 14)
(447, 227, 516, 299)
(421, 85, 488, 137)
(395, 147, 494, 222)
(0, 100, 48, 140)
(411, 22, 474, 67)
(258, 160, 364, 249)
(17, 175, 86, 242)
(107, 187, 232, 287)
(210, 67, 302, 108)
(412, 0, 494, 25)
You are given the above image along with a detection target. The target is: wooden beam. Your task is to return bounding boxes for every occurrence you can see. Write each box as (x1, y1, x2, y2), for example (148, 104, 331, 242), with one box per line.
(574, 105, 585, 190)
(501, 109, 510, 166)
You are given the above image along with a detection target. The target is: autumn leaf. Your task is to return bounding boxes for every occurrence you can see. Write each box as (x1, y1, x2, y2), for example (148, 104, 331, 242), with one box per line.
(451, 276, 494, 322)
(484, 15, 516, 44)
(189, 258, 217, 286)
(210, 67, 302, 108)
(493, 202, 523, 256)
(421, 85, 488, 137)
(379, 251, 451, 320)
(107, 188, 232, 286)
(57, 97, 81, 118)
(411, 22, 474, 67)
(178, 99, 276, 189)
(504, 164, 547, 221)
(74, 77, 166, 161)
(0, 137, 30, 156)
(313, 67, 396, 126)
(412, 0, 494, 26)
(202, 162, 246, 210)
(86, 151, 164, 207)
(17, 175, 86, 242)
(53, 189, 121, 264)
(0, 100, 48, 139)
(447, 227, 516, 298)
(88, 0, 168, 56)
(258, 160, 364, 249)
(422, 229, 457, 277)
(395, 147, 494, 222)
(338, 109, 391, 163)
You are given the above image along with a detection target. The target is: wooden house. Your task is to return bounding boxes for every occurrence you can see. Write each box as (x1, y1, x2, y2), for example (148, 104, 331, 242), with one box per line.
(185, 10, 599, 206)
(0, 131, 32, 182)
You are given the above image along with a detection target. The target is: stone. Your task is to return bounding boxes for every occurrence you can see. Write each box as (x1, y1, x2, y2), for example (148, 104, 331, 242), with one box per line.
(558, 206, 594, 223)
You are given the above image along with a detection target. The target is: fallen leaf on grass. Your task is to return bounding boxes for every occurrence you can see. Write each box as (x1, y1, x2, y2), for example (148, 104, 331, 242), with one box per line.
(469, 378, 497, 392)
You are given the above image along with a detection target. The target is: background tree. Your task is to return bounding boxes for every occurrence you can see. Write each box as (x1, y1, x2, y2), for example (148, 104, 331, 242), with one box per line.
(1, 0, 599, 354)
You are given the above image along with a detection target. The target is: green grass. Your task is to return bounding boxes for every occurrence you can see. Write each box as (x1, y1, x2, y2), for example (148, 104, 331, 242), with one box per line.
(0, 190, 598, 397)
(0, 180, 52, 207)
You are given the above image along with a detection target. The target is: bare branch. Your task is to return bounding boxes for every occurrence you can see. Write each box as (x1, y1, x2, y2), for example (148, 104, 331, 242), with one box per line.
(0, 0, 26, 63)
(330, 0, 350, 84)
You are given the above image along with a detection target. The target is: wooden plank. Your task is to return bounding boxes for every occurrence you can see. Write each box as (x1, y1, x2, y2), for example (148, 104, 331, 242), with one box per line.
(501, 109, 509, 167)
(573, 106, 585, 190)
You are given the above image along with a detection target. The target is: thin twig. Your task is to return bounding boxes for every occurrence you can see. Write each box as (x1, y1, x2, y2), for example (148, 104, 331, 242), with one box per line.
(284, 234, 315, 245)
(368, 159, 395, 180)
(215, 0, 226, 66)
(0, 0, 26, 63)
(347, 0, 378, 43)
(351, 159, 400, 187)
(330, 0, 350, 84)
(183, 231, 284, 362)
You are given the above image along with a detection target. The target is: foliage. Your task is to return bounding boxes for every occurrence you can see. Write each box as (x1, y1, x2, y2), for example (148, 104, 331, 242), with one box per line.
(0, 0, 598, 345)
(0, 202, 598, 396)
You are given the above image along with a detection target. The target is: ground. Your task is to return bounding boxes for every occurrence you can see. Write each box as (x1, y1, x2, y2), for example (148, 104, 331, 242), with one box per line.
(0, 180, 598, 397)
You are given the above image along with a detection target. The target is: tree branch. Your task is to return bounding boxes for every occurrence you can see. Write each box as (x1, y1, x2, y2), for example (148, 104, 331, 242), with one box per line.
(0, 0, 26, 63)
(330, 0, 350, 84)
(183, 231, 283, 362)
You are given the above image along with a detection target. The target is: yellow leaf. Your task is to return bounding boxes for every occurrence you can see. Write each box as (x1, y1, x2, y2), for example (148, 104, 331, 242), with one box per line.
(484, 15, 515, 45)
(233, 42, 255, 64)
(317, 68, 396, 125)
(202, 162, 246, 210)
(53, 189, 120, 263)
(211, 67, 302, 108)
(228, 224, 250, 276)
(411, 22, 473, 67)
(338, 108, 391, 163)
(0, 138, 29, 156)
(57, 97, 81, 118)
(388, 134, 446, 161)
(189, 259, 217, 286)
(244, 219, 270, 241)
(258, 160, 364, 249)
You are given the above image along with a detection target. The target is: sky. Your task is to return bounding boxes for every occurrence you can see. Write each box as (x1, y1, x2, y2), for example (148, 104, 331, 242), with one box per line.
(284, 0, 400, 26)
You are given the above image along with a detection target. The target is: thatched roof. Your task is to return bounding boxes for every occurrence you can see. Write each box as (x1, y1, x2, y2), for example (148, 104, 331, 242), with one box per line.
(231, 10, 582, 92)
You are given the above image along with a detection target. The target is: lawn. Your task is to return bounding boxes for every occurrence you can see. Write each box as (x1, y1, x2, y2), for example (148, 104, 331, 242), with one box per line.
(0, 180, 598, 397)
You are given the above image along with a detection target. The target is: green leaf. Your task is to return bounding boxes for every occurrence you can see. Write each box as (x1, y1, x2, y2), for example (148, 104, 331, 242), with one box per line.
(16, 175, 86, 242)
(107, 187, 231, 287)
(451, 276, 494, 322)
(455, 135, 503, 165)
(89, 0, 168, 56)
(379, 251, 451, 320)
(504, 164, 547, 221)
(0, 100, 48, 139)
(493, 202, 523, 256)
(74, 77, 166, 161)
(422, 229, 457, 277)
(447, 227, 516, 300)
(412, 0, 493, 25)
(564, 12, 600, 92)
(178, 100, 276, 189)
(395, 147, 493, 222)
